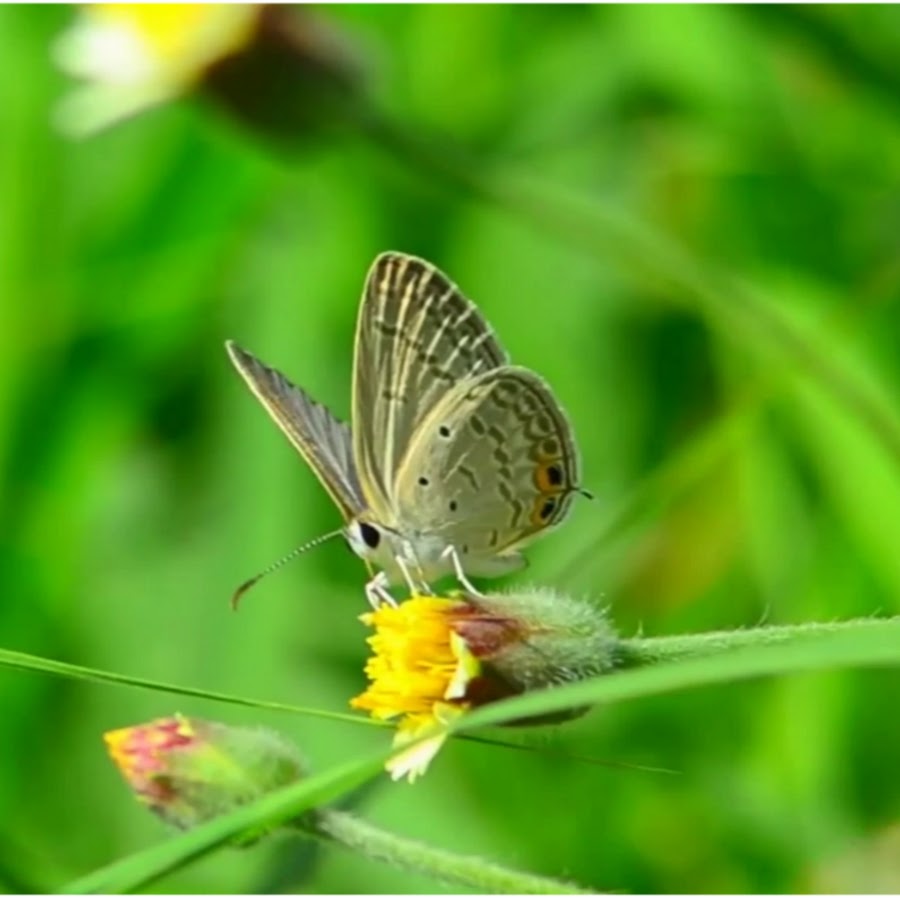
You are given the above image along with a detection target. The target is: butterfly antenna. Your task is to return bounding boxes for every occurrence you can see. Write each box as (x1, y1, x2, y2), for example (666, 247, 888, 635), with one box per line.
(577, 487, 595, 500)
(230, 528, 344, 610)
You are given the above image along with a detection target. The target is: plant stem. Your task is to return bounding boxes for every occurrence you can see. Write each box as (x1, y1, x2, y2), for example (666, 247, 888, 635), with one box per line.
(297, 808, 593, 895)
(616, 618, 895, 669)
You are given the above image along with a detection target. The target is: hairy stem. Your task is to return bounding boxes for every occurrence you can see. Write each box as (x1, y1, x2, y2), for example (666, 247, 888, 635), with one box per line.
(298, 808, 593, 895)
(616, 618, 897, 669)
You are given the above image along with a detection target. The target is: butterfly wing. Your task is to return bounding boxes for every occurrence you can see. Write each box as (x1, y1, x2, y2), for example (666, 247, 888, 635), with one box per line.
(392, 365, 581, 561)
(226, 341, 366, 522)
(351, 252, 509, 519)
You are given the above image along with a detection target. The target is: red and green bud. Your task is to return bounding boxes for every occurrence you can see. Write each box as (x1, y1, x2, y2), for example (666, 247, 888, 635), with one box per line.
(104, 715, 304, 831)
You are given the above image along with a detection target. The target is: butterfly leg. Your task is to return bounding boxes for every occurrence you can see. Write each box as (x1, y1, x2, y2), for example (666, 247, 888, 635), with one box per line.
(398, 540, 434, 595)
(365, 571, 397, 609)
(441, 545, 483, 597)
(394, 554, 434, 597)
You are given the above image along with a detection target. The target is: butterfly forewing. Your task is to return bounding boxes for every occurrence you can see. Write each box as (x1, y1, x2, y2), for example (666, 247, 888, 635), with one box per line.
(393, 365, 581, 558)
(352, 252, 509, 519)
(226, 341, 366, 521)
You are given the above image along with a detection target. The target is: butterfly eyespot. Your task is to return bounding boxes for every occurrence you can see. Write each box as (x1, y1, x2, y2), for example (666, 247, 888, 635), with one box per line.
(535, 461, 567, 492)
(439, 425, 451, 438)
(418, 476, 430, 486)
(536, 415, 552, 431)
(539, 498, 556, 520)
(359, 522, 381, 549)
(449, 500, 458, 512)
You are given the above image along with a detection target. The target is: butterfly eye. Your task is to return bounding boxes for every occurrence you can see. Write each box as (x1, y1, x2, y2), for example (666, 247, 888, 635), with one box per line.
(359, 522, 381, 549)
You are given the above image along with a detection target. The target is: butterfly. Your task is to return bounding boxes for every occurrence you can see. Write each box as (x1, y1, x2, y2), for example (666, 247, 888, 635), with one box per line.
(227, 251, 588, 606)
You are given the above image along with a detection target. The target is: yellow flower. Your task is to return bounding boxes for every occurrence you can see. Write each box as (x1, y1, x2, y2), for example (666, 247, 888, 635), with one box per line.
(53, 4, 259, 136)
(350, 597, 483, 782)
(351, 588, 621, 782)
(351, 594, 537, 782)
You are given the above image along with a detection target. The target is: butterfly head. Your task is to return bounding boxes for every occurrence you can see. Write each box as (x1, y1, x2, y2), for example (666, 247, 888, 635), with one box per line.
(344, 517, 422, 568)
(344, 517, 387, 562)
(345, 517, 464, 590)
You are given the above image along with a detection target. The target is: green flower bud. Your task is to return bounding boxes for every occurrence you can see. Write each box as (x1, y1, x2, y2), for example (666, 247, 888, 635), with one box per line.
(454, 586, 620, 724)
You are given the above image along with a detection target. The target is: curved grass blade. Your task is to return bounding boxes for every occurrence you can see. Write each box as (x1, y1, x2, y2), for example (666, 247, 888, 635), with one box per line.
(548, 395, 757, 585)
(362, 112, 900, 468)
(60, 750, 390, 894)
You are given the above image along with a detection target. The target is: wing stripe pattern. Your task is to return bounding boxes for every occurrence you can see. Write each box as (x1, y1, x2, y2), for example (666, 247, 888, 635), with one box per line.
(352, 252, 509, 520)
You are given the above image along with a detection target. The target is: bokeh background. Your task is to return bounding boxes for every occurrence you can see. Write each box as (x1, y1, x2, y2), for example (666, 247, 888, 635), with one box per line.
(2, 4, 900, 893)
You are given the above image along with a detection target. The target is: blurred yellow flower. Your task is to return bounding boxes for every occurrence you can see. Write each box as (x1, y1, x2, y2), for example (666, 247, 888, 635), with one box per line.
(53, 3, 259, 136)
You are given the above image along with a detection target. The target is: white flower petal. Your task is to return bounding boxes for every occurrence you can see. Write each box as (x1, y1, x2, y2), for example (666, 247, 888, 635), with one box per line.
(53, 17, 156, 84)
(386, 733, 449, 785)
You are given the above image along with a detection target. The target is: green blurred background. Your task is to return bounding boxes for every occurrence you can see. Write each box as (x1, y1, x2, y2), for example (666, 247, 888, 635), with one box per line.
(2, 4, 900, 893)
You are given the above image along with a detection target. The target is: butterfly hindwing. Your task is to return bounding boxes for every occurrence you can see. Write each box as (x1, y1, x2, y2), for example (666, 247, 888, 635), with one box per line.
(392, 365, 581, 559)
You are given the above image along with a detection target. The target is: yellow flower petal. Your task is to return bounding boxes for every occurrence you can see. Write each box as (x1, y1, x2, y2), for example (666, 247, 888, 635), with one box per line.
(351, 595, 479, 720)
(352, 596, 480, 780)
(446, 631, 480, 700)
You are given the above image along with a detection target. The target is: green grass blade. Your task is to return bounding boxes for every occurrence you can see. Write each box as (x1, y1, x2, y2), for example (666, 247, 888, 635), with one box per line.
(59, 749, 390, 894)
(54, 618, 899, 893)
(0, 648, 376, 728)
(460, 618, 900, 732)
